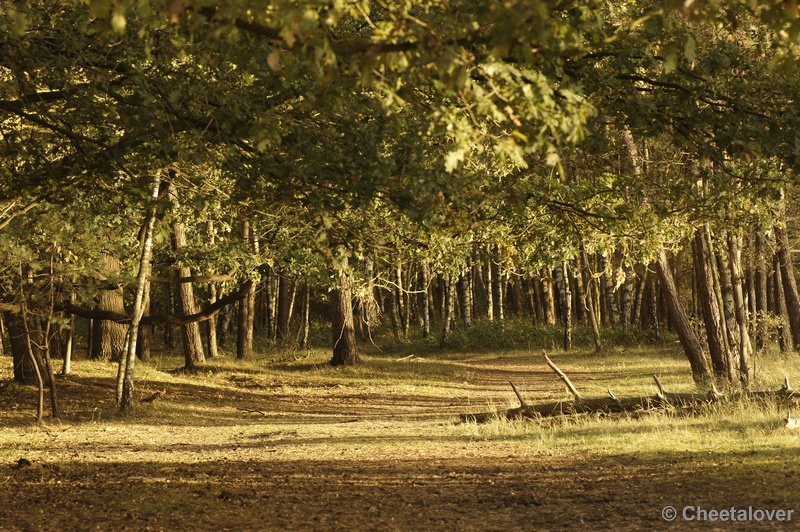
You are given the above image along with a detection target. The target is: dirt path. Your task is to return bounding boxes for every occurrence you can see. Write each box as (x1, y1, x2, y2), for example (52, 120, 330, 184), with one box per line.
(1, 353, 798, 530)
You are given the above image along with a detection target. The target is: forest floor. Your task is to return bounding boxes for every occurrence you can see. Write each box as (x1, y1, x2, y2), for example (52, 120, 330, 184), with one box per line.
(2, 341, 800, 531)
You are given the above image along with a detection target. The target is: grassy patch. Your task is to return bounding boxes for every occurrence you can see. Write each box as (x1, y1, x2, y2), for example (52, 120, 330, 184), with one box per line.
(2, 337, 800, 529)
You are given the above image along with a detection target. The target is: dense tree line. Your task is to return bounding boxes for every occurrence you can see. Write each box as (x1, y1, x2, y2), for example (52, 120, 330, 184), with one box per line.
(3, 0, 800, 415)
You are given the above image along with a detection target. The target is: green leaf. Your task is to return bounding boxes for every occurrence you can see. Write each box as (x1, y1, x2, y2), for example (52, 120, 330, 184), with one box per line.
(663, 42, 680, 74)
(684, 33, 696, 63)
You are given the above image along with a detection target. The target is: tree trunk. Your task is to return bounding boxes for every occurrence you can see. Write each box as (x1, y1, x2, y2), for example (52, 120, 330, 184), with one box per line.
(620, 263, 634, 328)
(645, 268, 660, 339)
(119, 173, 160, 412)
(693, 228, 733, 383)
(632, 267, 647, 327)
(236, 219, 256, 359)
(363, 256, 376, 340)
(492, 255, 505, 321)
(656, 248, 711, 385)
(716, 240, 739, 360)
(164, 283, 175, 348)
(387, 258, 402, 342)
(276, 270, 292, 343)
(510, 271, 525, 317)
(485, 253, 494, 321)
(206, 220, 219, 358)
(136, 290, 151, 362)
(541, 271, 556, 325)
(299, 280, 310, 350)
(555, 261, 573, 350)
(330, 266, 359, 366)
(601, 256, 620, 326)
(167, 182, 205, 368)
(727, 232, 752, 387)
(402, 262, 413, 337)
(754, 231, 768, 351)
(419, 262, 431, 338)
(458, 269, 473, 328)
(91, 255, 128, 361)
(774, 254, 793, 352)
(7, 313, 47, 386)
(578, 249, 602, 352)
(61, 290, 75, 375)
(775, 223, 800, 349)
(439, 274, 455, 348)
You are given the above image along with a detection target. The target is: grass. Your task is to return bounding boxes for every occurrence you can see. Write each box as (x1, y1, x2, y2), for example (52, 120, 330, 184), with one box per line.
(2, 329, 800, 529)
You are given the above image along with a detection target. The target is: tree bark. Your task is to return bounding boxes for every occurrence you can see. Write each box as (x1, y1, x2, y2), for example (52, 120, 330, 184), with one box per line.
(118, 173, 160, 412)
(601, 256, 619, 326)
(299, 279, 310, 350)
(775, 223, 800, 349)
(439, 274, 456, 348)
(578, 249, 602, 352)
(7, 313, 47, 386)
(693, 228, 734, 383)
(237, 219, 256, 359)
(754, 231, 768, 351)
(541, 270, 556, 325)
(167, 182, 205, 368)
(91, 255, 128, 361)
(330, 266, 360, 366)
(485, 252, 494, 321)
(773, 254, 793, 352)
(276, 270, 292, 343)
(716, 239, 739, 360)
(656, 248, 711, 385)
(419, 262, 431, 338)
(136, 290, 151, 362)
(727, 232, 752, 387)
(458, 269, 473, 328)
(554, 261, 572, 350)
(387, 258, 401, 342)
(620, 263, 634, 328)
(205, 220, 219, 358)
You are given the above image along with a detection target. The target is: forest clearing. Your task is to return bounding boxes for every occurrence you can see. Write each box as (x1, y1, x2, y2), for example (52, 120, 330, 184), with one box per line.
(6, 1, 800, 530)
(2, 336, 800, 530)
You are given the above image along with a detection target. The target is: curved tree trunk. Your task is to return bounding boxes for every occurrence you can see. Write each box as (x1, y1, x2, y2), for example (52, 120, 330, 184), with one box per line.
(656, 248, 711, 385)
(330, 266, 360, 366)
(775, 223, 800, 349)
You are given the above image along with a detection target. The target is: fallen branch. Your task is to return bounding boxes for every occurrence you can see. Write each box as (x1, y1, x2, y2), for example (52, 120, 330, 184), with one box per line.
(543, 351, 582, 401)
(461, 367, 800, 423)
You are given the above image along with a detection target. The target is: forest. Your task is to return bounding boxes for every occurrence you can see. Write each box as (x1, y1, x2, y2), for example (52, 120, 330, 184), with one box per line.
(3, 0, 800, 529)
